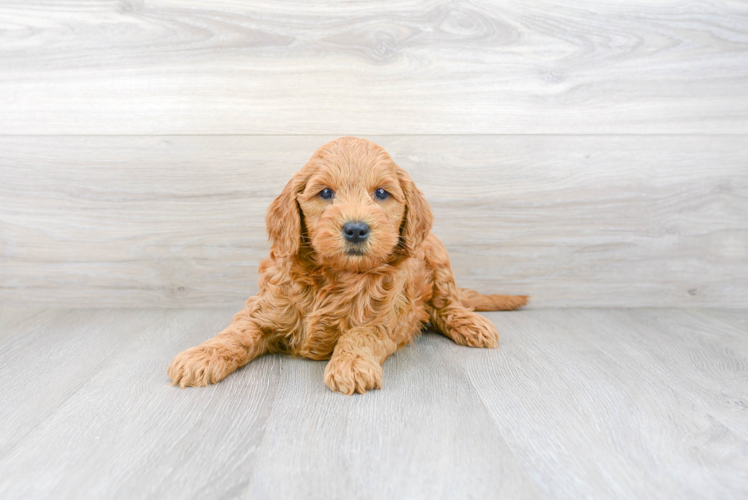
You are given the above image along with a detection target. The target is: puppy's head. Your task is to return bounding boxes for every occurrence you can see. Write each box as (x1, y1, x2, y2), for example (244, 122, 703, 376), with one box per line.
(266, 137, 433, 272)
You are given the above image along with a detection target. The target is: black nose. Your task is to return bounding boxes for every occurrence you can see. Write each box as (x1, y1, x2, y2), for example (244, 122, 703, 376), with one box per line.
(342, 221, 370, 243)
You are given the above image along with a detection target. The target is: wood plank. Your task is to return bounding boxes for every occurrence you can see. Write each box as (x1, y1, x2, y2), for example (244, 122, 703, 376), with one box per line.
(1, 135, 746, 308)
(454, 309, 748, 499)
(1, 308, 745, 499)
(240, 334, 542, 499)
(0, 307, 51, 343)
(0, 307, 542, 499)
(0, 1, 747, 134)
(0, 308, 284, 499)
(0, 309, 159, 455)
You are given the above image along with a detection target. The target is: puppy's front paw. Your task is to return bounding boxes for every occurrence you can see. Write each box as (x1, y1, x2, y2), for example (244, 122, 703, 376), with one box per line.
(167, 345, 236, 388)
(324, 353, 383, 395)
(450, 312, 499, 349)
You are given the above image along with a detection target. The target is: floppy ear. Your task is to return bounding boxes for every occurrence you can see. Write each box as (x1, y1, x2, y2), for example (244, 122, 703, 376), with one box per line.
(397, 167, 434, 256)
(266, 171, 305, 257)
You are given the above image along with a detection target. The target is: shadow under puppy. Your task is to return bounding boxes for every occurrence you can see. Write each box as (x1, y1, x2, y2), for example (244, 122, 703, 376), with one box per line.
(168, 137, 528, 395)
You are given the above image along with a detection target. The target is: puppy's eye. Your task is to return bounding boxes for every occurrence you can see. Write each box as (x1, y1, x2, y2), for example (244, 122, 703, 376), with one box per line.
(374, 188, 389, 200)
(319, 188, 334, 200)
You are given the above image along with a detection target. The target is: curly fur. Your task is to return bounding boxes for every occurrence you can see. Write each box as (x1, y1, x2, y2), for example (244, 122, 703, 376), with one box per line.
(168, 137, 528, 395)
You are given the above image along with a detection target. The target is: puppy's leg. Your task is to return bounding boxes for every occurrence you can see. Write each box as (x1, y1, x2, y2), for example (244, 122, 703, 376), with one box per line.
(324, 326, 397, 395)
(168, 308, 267, 388)
(428, 262, 500, 349)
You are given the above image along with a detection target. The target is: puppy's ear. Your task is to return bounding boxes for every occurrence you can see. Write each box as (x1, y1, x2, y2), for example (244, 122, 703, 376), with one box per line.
(397, 167, 433, 256)
(266, 171, 305, 257)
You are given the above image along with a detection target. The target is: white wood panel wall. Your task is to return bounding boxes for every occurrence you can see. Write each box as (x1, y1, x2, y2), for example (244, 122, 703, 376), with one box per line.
(0, 1, 746, 307)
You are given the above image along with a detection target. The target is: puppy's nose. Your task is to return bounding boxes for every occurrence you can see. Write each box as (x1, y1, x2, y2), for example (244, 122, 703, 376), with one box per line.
(342, 221, 370, 243)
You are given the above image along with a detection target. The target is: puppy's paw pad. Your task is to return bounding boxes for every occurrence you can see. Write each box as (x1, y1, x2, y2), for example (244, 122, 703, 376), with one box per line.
(324, 354, 383, 395)
(167, 345, 233, 388)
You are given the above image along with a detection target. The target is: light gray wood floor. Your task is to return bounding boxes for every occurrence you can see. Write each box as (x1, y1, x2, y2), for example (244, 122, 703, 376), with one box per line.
(0, 308, 746, 500)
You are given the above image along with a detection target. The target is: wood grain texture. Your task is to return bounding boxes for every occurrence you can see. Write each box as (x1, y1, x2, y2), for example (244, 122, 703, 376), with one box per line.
(0, 0, 747, 134)
(0, 309, 284, 499)
(0, 308, 746, 499)
(0, 309, 165, 456)
(1, 135, 746, 308)
(454, 309, 748, 499)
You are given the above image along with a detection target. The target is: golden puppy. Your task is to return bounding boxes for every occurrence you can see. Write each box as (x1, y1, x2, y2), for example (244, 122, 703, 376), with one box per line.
(168, 137, 527, 395)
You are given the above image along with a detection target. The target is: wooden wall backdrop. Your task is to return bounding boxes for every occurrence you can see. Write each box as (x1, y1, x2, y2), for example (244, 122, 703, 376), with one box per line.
(0, 1, 747, 308)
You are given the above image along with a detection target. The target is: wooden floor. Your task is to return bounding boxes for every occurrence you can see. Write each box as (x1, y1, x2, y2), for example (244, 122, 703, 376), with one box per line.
(0, 308, 745, 499)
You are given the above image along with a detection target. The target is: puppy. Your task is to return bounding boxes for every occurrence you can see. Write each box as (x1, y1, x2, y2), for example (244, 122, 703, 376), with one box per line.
(168, 137, 527, 395)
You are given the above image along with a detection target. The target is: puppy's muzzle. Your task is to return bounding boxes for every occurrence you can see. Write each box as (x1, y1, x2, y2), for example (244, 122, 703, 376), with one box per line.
(342, 221, 369, 244)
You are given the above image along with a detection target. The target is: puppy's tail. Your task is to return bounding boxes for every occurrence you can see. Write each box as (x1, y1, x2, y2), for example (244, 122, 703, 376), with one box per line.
(458, 288, 529, 311)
